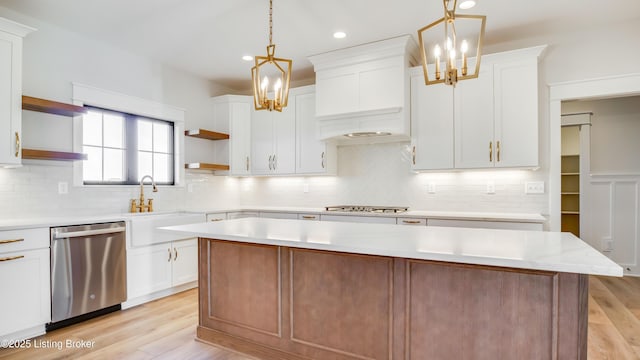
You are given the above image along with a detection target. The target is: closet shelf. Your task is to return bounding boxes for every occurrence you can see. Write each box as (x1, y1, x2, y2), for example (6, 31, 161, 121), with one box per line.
(22, 95, 86, 117)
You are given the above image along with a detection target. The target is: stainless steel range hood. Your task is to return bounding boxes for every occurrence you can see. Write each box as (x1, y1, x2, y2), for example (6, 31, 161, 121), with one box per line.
(308, 35, 417, 144)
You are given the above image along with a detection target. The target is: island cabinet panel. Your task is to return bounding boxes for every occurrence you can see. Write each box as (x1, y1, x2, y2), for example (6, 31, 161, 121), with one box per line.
(289, 249, 393, 359)
(197, 239, 587, 360)
(200, 240, 281, 337)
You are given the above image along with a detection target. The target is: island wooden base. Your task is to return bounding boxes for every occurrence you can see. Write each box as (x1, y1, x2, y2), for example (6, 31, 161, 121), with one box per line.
(198, 239, 587, 360)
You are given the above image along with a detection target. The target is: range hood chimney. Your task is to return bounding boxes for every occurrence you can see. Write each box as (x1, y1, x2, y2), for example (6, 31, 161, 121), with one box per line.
(308, 35, 417, 144)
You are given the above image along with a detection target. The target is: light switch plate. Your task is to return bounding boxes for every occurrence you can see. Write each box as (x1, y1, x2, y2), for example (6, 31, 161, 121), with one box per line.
(486, 181, 495, 194)
(525, 181, 545, 194)
(58, 181, 68, 194)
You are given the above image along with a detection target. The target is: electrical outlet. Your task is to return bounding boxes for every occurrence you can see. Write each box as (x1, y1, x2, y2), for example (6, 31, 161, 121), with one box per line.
(602, 238, 613, 252)
(187, 183, 194, 193)
(58, 181, 68, 195)
(525, 181, 545, 194)
(427, 182, 436, 194)
(486, 181, 495, 194)
(303, 183, 309, 193)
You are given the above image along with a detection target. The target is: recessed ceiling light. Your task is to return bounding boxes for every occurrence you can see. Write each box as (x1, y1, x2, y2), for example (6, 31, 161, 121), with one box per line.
(242, 55, 253, 61)
(333, 31, 346, 39)
(459, 0, 476, 9)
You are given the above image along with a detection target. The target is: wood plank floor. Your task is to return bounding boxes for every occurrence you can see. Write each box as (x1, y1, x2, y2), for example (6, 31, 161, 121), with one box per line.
(1, 276, 640, 359)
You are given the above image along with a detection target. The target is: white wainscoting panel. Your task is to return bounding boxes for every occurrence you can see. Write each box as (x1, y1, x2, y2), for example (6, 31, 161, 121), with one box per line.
(586, 175, 639, 275)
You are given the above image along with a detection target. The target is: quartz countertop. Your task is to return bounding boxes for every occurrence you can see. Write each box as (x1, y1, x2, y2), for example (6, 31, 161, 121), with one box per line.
(160, 218, 621, 276)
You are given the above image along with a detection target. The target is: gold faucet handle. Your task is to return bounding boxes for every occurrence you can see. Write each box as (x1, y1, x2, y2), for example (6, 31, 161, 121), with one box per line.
(130, 199, 138, 213)
(147, 198, 154, 212)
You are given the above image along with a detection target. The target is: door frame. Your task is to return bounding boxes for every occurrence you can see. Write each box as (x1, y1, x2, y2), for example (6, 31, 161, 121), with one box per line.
(549, 73, 640, 231)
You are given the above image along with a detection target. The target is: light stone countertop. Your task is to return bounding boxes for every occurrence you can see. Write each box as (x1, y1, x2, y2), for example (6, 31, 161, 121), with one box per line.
(160, 217, 621, 277)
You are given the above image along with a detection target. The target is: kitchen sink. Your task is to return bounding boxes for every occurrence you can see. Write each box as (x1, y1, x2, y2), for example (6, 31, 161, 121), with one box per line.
(127, 212, 205, 247)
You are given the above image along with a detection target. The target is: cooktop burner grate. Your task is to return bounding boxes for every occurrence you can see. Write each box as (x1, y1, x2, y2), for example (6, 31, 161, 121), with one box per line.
(324, 205, 409, 213)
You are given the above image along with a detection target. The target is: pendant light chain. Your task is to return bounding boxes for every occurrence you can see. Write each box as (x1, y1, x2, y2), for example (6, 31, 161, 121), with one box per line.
(269, 0, 273, 46)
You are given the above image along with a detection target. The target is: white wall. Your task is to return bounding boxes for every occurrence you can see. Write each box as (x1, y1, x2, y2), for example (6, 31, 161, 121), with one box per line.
(0, 7, 240, 218)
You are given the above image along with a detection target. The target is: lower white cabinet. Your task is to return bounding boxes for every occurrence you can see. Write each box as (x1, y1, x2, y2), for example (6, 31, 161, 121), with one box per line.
(259, 212, 298, 219)
(0, 228, 50, 341)
(127, 238, 198, 301)
(206, 212, 228, 222)
(427, 219, 543, 231)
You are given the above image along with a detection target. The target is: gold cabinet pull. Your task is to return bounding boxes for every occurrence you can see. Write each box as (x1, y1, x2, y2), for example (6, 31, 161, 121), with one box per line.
(301, 215, 316, 220)
(246, 156, 250, 171)
(15, 132, 20, 157)
(412, 146, 416, 165)
(168, 248, 172, 262)
(210, 218, 224, 222)
(489, 141, 493, 162)
(497, 141, 501, 162)
(0, 255, 24, 262)
(174, 248, 178, 261)
(321, 152, 325, 169)
(402, 220, 422, 224)
(0, 238, 24, 245)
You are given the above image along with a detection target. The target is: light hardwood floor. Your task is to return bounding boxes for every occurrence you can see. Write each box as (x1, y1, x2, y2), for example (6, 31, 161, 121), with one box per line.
(1, 275, 639, 359)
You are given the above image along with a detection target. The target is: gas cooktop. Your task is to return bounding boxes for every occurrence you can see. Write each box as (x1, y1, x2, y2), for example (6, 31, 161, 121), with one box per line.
(324, 205, 409, 213)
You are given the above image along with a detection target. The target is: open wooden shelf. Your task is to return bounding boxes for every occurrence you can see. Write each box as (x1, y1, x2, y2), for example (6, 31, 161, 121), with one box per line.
(22, 148, 88, 161)
(184, 129, 229, 141)
(184, 162, 229, 171)
(22, 95, 87, 117)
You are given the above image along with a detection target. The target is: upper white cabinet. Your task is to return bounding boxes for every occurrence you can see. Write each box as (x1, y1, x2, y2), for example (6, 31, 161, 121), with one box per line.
(219, 96, 252, 176)
(410, 72, 454, 170)
(251, 99, 296, 175)
(0, 18, 35, 167)
(411, 45, 546, 171)
(295, 86, 336, 175)
(308, 35, 417, 141)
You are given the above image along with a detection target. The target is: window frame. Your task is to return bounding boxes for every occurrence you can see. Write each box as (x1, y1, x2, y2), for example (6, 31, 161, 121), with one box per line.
(81, 105, 176, 186)
(71, 83, 185, 188)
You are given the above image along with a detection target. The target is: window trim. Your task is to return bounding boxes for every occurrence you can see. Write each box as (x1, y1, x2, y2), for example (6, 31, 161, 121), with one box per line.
(71, 83, 185, 188)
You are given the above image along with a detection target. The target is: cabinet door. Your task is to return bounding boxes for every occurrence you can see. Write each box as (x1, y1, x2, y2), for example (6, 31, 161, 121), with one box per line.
(171, 239, 198, 286)
(272, 101, 296, 174)
(206, 212, 228, 222)
(229, 102, 252, 176)
(251, 110, 274, 175)
(0, 31, 22, 166)
(127, 244, 172, 299)
(411, 74, 454, 170)
(0, 248, 50, 338)
(296, 93, 327, 174)
(493, 59, 539, 168)
(259, 212, 298, 219)
(454, 67, 495, 169)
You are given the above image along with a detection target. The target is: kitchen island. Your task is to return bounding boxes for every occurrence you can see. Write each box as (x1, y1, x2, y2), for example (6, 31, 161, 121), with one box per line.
(161, 218, 622, 360)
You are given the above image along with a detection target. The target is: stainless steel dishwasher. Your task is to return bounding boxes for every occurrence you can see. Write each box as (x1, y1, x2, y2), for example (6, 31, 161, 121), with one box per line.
(48, 221, 127, 330)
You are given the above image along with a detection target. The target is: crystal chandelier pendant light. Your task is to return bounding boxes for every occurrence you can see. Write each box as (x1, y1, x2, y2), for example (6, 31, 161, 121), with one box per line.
(251, 0, 292, 111)
(417, 0, 486, 86)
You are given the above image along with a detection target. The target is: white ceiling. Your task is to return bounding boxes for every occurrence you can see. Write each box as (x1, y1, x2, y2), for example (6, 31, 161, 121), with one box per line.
(2, 0, 639, 91)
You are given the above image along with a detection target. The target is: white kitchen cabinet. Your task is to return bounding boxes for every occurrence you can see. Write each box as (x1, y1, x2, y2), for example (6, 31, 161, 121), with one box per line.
(227, 211, 259, 219)
(320, 214, 397, 224)
(223, 97, 252, 176)
(427, 218, 543, 231)
(410, 70, 454, 170)
(455, 47, 543, 169)
(0, 18, 34, 167)
(0, 227, 50, 342)
(126, 238, 198, 301)
(251, 100, 296, 175)
(295, 88, 336, 175)
(259, 212, 298, 219)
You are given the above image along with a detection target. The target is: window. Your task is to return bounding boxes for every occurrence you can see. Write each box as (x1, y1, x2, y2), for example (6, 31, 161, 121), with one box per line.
(82, 106, 175, 185)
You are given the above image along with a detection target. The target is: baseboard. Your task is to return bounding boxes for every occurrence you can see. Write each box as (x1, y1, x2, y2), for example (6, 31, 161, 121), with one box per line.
(121, 281, 197, 310)
(0, 325, 46, 346)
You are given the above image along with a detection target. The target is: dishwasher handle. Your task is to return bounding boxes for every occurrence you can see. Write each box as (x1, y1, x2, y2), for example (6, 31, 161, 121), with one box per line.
(52, 226, 126, 240)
